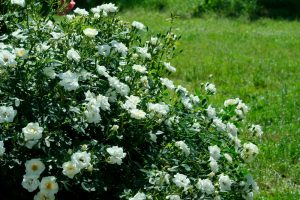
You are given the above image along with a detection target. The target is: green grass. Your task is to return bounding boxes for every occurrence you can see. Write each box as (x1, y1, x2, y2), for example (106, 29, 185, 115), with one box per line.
(121, 9, 300, 199)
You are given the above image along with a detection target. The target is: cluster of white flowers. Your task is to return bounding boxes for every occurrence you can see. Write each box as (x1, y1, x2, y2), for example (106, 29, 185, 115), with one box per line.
(74, 8, 89, 16)
(205, 82, 216, 94)
(61, 150, 92, 179)
(83, 90, 110, 123)
(147, 102, 169, 116)
(111, 40, 128, 56)
(21, 159, 58, 199)
(224, 98, 249, 118)
(108, 76, 130, 96)
(213, 117, 226, 132)
(91, 3, 118, 16)
(1, 2, 262, 199)
(249, 124, 263, 137)
(241, 142, 259, 162)
(136, 47, 151, 59)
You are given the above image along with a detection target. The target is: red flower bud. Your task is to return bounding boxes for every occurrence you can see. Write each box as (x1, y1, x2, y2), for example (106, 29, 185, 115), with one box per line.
(68, 0, 75, 10)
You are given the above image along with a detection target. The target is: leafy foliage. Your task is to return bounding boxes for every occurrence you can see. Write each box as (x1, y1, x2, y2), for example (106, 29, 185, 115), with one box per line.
(0, 1, 262, 199)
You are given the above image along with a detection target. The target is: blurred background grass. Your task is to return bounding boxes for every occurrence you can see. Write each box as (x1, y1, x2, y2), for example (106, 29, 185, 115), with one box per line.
(77, 0, 300, 19)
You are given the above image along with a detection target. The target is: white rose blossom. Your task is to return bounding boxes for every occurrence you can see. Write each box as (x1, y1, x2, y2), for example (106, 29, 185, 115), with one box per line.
(196, 178, 215, 195)
(108, 76, 130, 96)
(206, 105, 216, 119)
(107, 146, 126, 165)
(122, 95, 141, 110)
(98, 3, 118, 14)
(209, 157, 219, 173)
(205, 82, 216, 94)
(22, 174, 40, 192)
(22, 123, 44, 148)
(83, 28, 98, 38)
(172, 173, 190, 189)
(250, 124, 263, 137)
(74, 8, 89, 16)
(224, 153, 233, 163)
(71, 151, 91, 169)
(160, 78, 175, 90)
(136, 47, 151, 59)
(208, 145, 221, 160)
(163, 62, 176, 72)
(62, 161, 81, 179)
(130, 109, 146, 120)
(132, 64, 147, 74)
(132, 21, 146, 30)
(227, 122, 238, 137)
(213, 118, 226, 132)
(58, 71, 79, 91)
(25, 159, 45, 176)
(241, 142, 259, 162)
(111, 41, 128, 56)
(0, 50, 17, 67)
(219, 174, 233, 192)
(147, 102, 169, 116)
(15, 48, 27, 58)
(67, 48, 81, 62)
(39, 176, 59, 197)
(11, 0, 25, 7)
(0, 106, 17, 123)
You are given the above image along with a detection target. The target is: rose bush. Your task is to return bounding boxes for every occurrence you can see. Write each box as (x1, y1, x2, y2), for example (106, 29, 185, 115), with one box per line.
(0, 0, 262, 199)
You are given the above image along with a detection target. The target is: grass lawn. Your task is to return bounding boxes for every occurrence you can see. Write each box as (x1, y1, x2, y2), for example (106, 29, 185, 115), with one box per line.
(121, 9, 300, 199)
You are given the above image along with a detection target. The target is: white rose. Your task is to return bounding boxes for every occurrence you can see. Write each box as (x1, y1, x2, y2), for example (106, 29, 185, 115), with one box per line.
(39, 176, 59, 197)
(67, 48, 81, 62)
(11, 0, 25, 7)
(107, 146, 126, 165)
(58, 70, 79, 91)
(62, 161, 80, 179)
(22, 123, 44, 148)
(83, 28, 98, 38)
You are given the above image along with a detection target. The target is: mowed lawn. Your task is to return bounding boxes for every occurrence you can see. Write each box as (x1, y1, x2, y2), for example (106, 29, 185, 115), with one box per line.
(121, 9, 300, 199)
